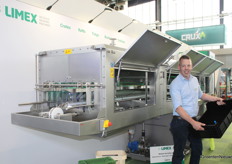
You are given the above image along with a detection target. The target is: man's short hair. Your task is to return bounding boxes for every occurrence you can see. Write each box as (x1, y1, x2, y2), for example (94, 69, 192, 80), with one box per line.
(179, 55, 190, 62)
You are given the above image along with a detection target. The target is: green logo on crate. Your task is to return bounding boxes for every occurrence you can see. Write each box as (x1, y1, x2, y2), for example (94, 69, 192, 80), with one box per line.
(4, 6, 37, 24)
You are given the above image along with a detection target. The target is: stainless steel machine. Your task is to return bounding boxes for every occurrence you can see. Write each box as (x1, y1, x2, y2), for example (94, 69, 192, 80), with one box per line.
(11, 30, 223, 137)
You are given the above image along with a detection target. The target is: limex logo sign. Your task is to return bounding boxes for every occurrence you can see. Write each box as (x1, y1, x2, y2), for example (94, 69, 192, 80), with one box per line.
(181, 29, 206, 42)
(1, 4, 126, 44)
(5, 6, 37, 24)
(160, 146, 172, 150)
(2, 5, 50, 27)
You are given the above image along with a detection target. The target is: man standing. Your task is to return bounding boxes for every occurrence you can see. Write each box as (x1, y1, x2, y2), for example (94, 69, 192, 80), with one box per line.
(170, 55, 224, 164)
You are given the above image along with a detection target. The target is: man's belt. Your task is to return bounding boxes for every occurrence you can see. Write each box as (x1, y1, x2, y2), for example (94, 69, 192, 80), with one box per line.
(173, 116, 197, 120)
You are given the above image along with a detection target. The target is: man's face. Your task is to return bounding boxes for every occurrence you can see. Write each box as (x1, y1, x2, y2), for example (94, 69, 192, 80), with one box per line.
(178, 59, 192, 79)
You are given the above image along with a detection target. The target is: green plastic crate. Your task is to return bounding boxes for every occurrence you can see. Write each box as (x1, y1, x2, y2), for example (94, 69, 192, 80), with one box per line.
(78, 157, 116, 164)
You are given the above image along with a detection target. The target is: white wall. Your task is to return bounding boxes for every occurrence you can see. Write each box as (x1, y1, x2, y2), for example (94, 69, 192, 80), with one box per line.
(0, 1, 133, 163)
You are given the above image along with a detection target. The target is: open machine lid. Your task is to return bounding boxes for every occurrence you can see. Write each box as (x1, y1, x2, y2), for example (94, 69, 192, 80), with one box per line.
(115, 30, 181, 69)
(169, 50, 224, 76)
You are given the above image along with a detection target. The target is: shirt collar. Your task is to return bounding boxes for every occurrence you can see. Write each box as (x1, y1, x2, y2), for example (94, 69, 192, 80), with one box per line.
(179, 73, 193, 81)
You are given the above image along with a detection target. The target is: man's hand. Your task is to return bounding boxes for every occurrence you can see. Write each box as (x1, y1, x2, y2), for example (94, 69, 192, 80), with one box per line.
(191, 120, 205, 131)
(201, 94, 225, 105)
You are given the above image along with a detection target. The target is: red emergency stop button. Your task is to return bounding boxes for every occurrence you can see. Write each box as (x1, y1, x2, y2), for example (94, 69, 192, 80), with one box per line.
(108, 121, 112, 127)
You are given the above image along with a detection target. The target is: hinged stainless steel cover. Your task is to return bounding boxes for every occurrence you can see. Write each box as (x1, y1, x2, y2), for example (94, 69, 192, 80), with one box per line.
(169, 50, 223, 76)
(115, 30, 181, 68)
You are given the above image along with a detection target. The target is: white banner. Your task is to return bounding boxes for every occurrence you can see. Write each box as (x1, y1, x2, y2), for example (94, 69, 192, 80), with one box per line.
(150, 145, 174, 164)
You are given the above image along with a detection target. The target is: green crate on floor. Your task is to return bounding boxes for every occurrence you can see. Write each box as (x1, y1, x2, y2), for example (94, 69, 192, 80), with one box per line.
(78, 157, 116, 164)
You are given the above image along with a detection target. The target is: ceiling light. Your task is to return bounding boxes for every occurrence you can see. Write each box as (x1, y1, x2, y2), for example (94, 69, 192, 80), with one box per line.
(88, 8, 113, 24)
(118, 19, 137, 33)
(46, 0, 59, 11)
